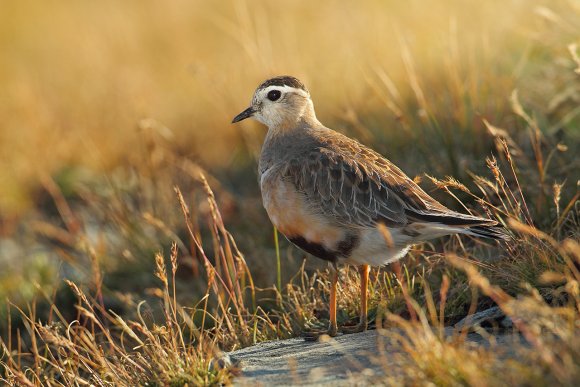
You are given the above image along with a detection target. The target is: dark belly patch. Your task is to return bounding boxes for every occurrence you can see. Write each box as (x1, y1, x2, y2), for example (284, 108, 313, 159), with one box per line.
(337, 234, 359, 257)
(288, 233, 359, 263)
(288, 236, 337, 262)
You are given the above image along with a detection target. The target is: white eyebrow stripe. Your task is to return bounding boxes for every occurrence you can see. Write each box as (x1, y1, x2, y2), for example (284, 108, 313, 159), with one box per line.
(255, 85, 310, 102)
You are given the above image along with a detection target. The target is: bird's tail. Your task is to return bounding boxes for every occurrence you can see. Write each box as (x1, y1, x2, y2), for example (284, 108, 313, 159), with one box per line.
(406, 210, 508, 241)
(463, 224, 509, 240)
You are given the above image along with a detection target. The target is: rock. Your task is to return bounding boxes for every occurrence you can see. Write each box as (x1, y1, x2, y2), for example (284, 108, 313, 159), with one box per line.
(454, 306, 513, 331)
(209, 351, 238, 371)
(230, 330, 390, 386)
(228, 328, 521, 386)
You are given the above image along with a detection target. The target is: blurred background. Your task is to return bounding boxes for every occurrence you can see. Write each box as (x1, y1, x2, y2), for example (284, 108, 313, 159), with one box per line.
(0, 0, 578, 325)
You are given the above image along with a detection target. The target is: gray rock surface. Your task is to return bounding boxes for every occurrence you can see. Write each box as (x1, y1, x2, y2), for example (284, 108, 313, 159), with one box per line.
(454, 306, 513, 330)
(229, 328, 521, 386)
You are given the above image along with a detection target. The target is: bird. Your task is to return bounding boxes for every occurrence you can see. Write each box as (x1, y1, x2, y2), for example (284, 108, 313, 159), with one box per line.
(232, 75, 505, 339)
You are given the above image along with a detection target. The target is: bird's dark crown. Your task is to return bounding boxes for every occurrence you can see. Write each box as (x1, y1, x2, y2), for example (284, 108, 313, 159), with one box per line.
(257, 76, 308, 92)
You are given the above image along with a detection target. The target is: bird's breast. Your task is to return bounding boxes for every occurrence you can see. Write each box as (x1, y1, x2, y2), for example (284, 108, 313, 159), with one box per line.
(260, 171, 357, 262)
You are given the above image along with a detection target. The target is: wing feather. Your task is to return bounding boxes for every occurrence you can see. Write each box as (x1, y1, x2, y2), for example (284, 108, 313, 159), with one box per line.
(282, 131, 496, 229)
(284, 148, 407, 228)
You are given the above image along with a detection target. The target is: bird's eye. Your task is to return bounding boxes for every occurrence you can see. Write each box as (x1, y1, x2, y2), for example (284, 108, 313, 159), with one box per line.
(267, 90, 281, 101)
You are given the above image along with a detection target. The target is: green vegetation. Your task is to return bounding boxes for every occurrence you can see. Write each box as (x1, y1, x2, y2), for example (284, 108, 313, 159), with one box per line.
(0, 0, 579, 385)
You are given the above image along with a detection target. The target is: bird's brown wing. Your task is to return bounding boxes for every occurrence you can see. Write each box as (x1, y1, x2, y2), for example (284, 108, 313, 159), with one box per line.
(282, 132, 495, 229)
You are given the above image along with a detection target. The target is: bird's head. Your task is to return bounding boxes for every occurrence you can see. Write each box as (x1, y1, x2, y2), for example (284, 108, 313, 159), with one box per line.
(232, 76, 315, 129)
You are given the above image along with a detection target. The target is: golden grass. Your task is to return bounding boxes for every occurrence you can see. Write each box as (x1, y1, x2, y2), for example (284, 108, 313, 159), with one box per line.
(1, 0, 578, 214)
(1, 139, 579, 384)
(1, 180, 291, 385)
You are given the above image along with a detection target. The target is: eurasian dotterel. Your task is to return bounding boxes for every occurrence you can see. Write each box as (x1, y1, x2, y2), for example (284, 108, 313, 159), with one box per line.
(232, 75, 505, 338)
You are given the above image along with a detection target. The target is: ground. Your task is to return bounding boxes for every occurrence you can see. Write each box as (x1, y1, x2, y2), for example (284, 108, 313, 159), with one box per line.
(230, 328, 524, 386)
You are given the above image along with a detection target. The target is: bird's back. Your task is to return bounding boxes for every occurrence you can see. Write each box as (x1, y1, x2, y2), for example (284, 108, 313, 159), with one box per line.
(259, 124, 504, 266)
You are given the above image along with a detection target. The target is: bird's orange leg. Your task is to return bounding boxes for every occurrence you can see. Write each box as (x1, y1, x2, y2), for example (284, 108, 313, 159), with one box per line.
(328, 265, 338, 336)
(303, 263, 339, 341)
(342, 264, 370, 334)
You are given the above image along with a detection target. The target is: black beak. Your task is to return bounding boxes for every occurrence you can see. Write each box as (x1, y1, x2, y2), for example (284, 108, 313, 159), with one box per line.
(232, 107, 255, 123)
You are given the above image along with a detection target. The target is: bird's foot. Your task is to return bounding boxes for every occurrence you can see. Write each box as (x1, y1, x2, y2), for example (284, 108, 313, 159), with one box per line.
(302, 323, 338, 342)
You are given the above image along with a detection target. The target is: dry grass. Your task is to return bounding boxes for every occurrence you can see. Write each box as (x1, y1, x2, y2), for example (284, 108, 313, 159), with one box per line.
(1, 180, 292, 385)
(1, 0, 579, 385)
(1, 0, 578, 214)
(1, 135, 578, 385)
